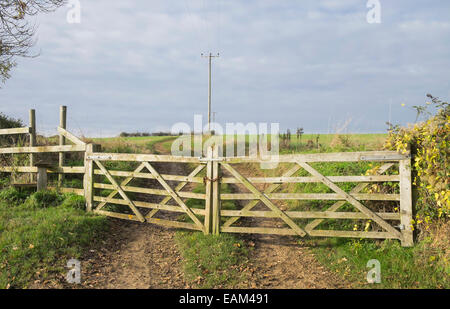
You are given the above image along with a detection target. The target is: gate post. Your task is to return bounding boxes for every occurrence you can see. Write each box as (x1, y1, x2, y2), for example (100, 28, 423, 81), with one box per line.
(399, 154, 414, 247)
(212, 145, 221, 235)
(204, 146, 213, 234)
(84, 144, 100, 212)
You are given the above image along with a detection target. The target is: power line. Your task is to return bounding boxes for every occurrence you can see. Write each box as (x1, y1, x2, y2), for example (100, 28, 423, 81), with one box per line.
(201, 52, 219, 133)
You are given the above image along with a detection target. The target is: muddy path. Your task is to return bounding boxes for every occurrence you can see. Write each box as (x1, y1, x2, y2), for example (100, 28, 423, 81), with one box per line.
(37, 140, 347, 289)
(223, 168, 349, 289)
(80, 159, 192, 288)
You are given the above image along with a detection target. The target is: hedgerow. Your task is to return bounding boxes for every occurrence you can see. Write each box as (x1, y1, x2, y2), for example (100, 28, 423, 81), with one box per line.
(385, 94, 449, 235)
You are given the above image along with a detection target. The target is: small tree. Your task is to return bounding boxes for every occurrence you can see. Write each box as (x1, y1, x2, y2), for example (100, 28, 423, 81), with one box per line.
(1, 1, 65, 85)
(296, 127, 304, 143)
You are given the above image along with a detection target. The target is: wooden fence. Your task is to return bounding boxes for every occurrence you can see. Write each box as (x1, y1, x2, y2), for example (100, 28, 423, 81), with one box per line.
(0, 107, 86, 193)
(0, 107, 414, 247)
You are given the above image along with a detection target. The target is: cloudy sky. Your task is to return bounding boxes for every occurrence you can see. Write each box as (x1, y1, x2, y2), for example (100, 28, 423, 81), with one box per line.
(1, 0, 449, 137)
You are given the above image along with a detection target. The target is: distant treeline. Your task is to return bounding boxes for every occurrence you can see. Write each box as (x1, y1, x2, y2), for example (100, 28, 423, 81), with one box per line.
(118, 131, 182, 137)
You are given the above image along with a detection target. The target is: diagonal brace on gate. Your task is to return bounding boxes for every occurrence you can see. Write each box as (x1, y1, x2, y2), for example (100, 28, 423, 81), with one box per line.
(305, 163, 394, 232)
(145, 164, 205, 220)
(222, 164, 302, 228)
(143, 162, 205, 232)
(296, 161, 402, 239)
(94, 160, 146, 222)
(96, 162, 147, 212)
(221, 163, 307, 237)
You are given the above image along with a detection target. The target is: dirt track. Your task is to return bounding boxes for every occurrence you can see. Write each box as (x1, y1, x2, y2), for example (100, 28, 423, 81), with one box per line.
(34, 140, 348, 289)
(75, 219, 347, 289)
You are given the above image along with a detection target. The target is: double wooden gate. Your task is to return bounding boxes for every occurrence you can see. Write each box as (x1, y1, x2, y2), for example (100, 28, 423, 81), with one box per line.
(84, 145, 414, 247)
(0, 107, 414, 247)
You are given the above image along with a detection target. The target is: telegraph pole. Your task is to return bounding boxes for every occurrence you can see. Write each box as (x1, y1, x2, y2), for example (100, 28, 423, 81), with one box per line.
(202, 52, 219, 134)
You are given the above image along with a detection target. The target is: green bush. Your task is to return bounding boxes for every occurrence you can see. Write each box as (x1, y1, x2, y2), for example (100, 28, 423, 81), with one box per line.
(23, 190, 65, 209)
(60, 194, 85, 210)
(385, 94, 449, 232)
(0, 187, 28, 204)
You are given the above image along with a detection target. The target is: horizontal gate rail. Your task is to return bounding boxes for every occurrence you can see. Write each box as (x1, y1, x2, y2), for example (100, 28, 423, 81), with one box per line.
(221, 151, 409, 163)
(0, 127, 32, 135)
(220, 193, 400, 201)
(221, 175, 400, 183)
(0, 144, 86, 154)
(87, 152, 202, 163)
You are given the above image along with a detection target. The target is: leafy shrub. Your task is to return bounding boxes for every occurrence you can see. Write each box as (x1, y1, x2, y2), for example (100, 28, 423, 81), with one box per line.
(24, 190, 65, 209)
(385, 94, 449, 234)
(60, 194, 85, 210)
(0, 187, 28, 204)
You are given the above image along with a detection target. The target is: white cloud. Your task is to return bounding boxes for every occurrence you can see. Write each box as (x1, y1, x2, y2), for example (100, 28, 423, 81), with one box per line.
(1, 0, 449, 136)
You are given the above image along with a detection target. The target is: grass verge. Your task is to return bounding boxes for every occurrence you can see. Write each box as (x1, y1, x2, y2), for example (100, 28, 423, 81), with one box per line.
(309, 231, 449, 289)
(0, 187, 109, 289)
(175, 231, 249, 288)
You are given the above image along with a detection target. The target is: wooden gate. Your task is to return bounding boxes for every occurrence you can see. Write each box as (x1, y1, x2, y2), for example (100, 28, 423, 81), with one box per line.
(83, 146, 414, 247)
(0, 107, 414, 247)
(84, 147, 211, 233)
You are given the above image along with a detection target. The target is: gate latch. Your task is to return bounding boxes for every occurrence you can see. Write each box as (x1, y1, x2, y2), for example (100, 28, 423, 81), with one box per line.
(203, 176, 221, 184)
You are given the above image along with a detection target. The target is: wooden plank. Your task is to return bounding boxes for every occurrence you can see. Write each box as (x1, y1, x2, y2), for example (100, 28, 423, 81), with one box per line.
(29, 109, 36, 183)
(296, 161, 402, 239)
(222, 164, 301, 228)
(399, 158, 414, 247)
(0, 127, 31, 135)
(220, 210, 400, 220)
(146, 217, 203, 231)
(221, 151, 409, 163)
(221, 175, 400, 184)
(96, 162, 147, 211)
(94, 196, 206, 215)
(95, 160, 145, 222)
(48, 187, 84, 195)
(145, 165, 205, 220)
(143, 162, 205, 231)
(88, 152, 202, 163)
(12, 183, 37, 188)
(221, 226, 297, 236)
(95, 209, 204, 232)
(221, 163, 307, 237)
(94, 210, 142, 222)
(0, 166, 85, 173)
(57, 127, 86, 146)
(220, 193, 400, 201)
(308, 230, 399, 239)
(93, 183, 205, 199)
(0, 144, 86, 154)
(58, 106, 67, 186)
(204, 147, 213, 234)
(93, 169, 203, 183)
(212, 146, 221, 235)
(84, 144, 95, 212)
(305, 163, 394, 232)
(37, 167, 47, 191)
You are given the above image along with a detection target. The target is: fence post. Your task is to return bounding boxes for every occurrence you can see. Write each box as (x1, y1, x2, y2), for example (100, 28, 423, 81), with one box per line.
(58, 105, 67, 187)
(36, 166, 47, 191)
(84, 144, 94, 212)
(399, 154, 414, 247)
(29, 109, 36, 183)
(203, 146, 213, 234)
(212, 145, 221, 235)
